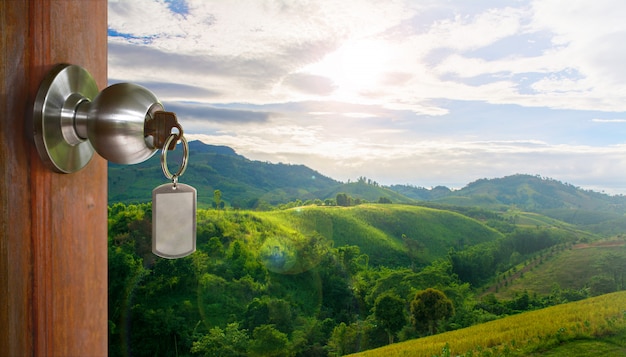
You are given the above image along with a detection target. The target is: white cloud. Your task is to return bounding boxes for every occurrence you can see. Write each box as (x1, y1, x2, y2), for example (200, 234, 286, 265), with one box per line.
(188, 131, 626, 194)
(108, 0, 626, 193)
(592, 118, 626, 123)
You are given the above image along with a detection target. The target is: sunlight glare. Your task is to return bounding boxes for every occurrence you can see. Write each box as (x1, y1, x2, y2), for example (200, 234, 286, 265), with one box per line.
(303, 39, 393, 95)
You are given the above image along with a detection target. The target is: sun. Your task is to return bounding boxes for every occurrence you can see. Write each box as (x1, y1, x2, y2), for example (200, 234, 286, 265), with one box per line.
(303, 39, 393, 95)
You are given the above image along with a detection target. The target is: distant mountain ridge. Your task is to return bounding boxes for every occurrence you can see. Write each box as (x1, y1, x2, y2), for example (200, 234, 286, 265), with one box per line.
(391, 174, 626, 210)
(391, 174, 626, 232)
(109, 141, 626, 221)
(109, 141, 341, 207)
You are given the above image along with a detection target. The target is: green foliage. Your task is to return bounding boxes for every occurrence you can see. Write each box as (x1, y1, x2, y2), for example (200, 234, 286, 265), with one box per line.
(108, 141, 341, 206)
(248, 325, 290, 357)
(212, 189, 224, 209)
(351, 292, 626, 357)
(374, 293, 406, 344)
(410, 288, 455, 335)
(191, 322, 249, 356)
(492, 240, 626, 299)
(336, 193, 350, 207)
(108, 198, 626, 356)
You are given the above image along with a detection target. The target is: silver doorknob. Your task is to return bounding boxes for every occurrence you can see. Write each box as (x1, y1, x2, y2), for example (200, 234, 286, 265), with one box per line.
(33, 64, 172, 173)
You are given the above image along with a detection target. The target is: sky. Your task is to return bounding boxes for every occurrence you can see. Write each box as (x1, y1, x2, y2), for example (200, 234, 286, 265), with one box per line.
(108, 0, 626, 194)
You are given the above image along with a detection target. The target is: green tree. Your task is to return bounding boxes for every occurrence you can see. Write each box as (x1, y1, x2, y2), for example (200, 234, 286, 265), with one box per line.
(410, 288, 454, 335)
(248, 324, 289, 357)
(374, 293, 406, 344)
(378, 196, 392, 204)
(336, 193, 350, 207)
(327, 321, 370, 356)
(594, 252, 626, 290)
(213, 189, 224, 210)
(244, 297, 293, 334)
(191, 322, 249, 356)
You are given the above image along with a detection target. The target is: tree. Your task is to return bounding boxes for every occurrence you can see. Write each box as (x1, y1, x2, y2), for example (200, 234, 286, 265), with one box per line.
(378, 197, 392, 204)
(410, 288, 454, 335)
(594, 252, 626, 290)
(248, 324, 289, 357)
(191, 322, 249, 356)
(374, 293, 406, 344)
(213, 189, 224, 210)
(336, 193, 350, 207)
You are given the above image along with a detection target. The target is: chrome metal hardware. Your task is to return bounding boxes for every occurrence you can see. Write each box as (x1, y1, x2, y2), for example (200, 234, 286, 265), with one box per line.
(33, 64, 181, 173)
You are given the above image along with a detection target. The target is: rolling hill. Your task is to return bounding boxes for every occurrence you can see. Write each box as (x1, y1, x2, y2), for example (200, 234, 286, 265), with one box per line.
(109, 142, 626, 235)
(392, 174, 626, 222)
(350, 291, 626, 357)
(109, 141, 341, 207)
(486, 238, 626, 299)
(258, 204, 504, 267)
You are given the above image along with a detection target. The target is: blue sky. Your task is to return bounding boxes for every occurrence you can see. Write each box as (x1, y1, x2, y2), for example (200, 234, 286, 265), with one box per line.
(108, 0, 626, 194)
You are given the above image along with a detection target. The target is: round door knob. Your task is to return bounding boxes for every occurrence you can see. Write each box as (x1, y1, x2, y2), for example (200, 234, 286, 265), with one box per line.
(33, 64, 164, 173)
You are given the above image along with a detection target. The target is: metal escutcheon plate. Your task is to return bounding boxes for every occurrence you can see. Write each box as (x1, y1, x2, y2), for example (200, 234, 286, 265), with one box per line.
(33, 64, 97, 173)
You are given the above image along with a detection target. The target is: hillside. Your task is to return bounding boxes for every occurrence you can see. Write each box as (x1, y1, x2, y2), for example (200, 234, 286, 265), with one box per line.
(109, 143, 626, 231)
(396, 174, 626, 215)
(106, 144, 626, 356)
(109, 141, 341, 206)
(351, 291, 626, 357)
(108, 197, 621, 356)
(392, 174, 626, 234)
(395, 174, 626, 210)
(320, 181, 415, 204)
(260, 204, 504, 267)
(488, 238, 626, 299)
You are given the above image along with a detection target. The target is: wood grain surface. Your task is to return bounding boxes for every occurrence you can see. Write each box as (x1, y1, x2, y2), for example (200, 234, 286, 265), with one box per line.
(1, 1, 108, 355)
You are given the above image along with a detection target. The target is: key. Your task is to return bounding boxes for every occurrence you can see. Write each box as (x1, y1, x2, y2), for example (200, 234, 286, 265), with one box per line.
(145, 111, 183, 150)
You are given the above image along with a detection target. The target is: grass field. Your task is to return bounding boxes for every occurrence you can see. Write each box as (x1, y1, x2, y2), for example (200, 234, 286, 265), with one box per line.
(256, 204, 505, 267)
(349, 291, 626, 357)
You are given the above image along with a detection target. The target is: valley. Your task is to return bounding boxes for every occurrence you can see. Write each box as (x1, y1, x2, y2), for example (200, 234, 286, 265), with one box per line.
(107, 142, 626, 356)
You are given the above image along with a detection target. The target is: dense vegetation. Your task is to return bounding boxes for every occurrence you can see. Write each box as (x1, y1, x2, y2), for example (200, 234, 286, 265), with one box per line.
(109, 141, 340, 207)
(109, 142, 626, 218)
(352, 291, 626, 356)
(107, 142, 626, 355)
(107, 201, 618, 356)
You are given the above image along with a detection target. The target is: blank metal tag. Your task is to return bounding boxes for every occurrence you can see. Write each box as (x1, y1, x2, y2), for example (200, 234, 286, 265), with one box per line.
(152, 183, 197, 259)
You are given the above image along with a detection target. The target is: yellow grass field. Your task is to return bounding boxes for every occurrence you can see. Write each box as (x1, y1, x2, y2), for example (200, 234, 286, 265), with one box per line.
(349, 291, 626, 357)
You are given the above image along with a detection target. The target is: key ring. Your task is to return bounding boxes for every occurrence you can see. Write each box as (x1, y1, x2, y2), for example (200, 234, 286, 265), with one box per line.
(161, 133, 189, 185)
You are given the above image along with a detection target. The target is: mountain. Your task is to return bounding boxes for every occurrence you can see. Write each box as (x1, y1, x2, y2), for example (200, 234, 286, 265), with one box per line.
(108, 140, 341, 207)
(391, 174, 626, 211)
(110, 142, 626, 228)
(390, 174, 626, 230)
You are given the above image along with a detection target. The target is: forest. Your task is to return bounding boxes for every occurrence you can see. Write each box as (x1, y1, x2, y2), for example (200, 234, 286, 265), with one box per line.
(107, 196, 626, 356)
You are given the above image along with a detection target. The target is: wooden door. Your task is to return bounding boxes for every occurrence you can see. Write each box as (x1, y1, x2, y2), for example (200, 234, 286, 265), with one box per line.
(0, 1, 108, 355)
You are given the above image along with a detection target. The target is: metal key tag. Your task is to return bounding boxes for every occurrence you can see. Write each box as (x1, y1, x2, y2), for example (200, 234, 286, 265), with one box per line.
(152, 133, 196, 259)
(152, 182, 196, 258)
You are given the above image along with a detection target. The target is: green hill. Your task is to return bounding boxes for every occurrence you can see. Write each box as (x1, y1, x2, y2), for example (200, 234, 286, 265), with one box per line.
(488, 238, 626, 299)
(351, 291, 626, 357)
(108, 200, 623, 356)
(392, 174, 626, 212)
(261, 204, 504, 267)
(110, 143, 626, 236)
(320, 181, 416, 204)
(108, 141, 342, 207)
